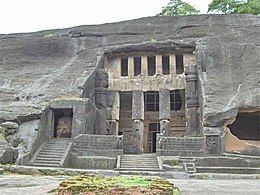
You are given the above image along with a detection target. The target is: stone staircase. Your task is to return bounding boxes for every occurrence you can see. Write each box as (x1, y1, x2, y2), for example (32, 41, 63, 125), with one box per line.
(118, 154, 161, 171)
(29, 138, 72, 167)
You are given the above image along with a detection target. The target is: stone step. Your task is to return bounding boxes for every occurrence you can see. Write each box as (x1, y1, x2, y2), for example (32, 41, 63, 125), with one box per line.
(35, 156, 62, 161)
(119, 154, 160, 171)
(121, 161, 158, 164)
(196, 166, 260, 174)
(30, 138, 71, 168)
(120, 162, 159, 165)
(120, 164, 159, 167)
(118, 168, 161, 171)
(34, 160, 60, 164)
(39, 150, 66, 153)
(32, 163, 60, 167)
(120, 165, 159, 167)
(121, 158, 158, 160)
(41, 148, 67, 152)
(120, 167, 160, 170)
(37, 153, 64, 157)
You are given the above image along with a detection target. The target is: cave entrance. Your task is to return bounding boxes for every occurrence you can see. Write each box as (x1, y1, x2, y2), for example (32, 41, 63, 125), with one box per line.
(228, 111, 260, 143)
(53, 108, 73, 138)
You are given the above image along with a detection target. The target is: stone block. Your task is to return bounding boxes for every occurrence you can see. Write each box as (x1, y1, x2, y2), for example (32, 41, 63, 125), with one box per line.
(69, 153, 117, 169)
(156, 136, 206, 156)
(106, 120, 119, 135)
(72, 134, 123, 157)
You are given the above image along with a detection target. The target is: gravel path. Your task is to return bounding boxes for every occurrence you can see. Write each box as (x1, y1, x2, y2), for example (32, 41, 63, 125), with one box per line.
(0, 174, 260, 195)
(171, 179, 260, 195)
(0, 174, 67, 195)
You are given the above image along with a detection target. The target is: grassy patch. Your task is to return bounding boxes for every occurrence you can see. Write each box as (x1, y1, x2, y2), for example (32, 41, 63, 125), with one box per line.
(57, 175, 179, 195)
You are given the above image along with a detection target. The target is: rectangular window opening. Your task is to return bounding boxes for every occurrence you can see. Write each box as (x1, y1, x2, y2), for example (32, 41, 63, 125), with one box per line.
(121, 58, 128, 76)
(148, 56, 156, 76)
(176, 54, 184, 74)
(170, 90, 182, 111)
(145, 91, 159, 111)
(134, 57, 141, 76)
(162, 55, 170, 75)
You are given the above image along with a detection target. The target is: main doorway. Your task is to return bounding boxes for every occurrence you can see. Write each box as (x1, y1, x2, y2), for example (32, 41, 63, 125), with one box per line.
(148, 123, 160, 153)
(53, 108, 73, 138)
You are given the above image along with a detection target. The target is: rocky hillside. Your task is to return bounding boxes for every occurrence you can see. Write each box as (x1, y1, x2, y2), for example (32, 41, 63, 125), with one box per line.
(0, 14, 259, 125)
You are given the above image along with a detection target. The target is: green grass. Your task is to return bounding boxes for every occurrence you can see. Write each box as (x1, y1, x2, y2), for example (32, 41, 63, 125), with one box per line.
(58, 175, 179, 194)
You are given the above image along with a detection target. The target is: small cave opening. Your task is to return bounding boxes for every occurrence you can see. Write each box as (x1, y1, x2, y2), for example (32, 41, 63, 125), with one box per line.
(53, 108, 73, 138)
(228, 111, 260, 142)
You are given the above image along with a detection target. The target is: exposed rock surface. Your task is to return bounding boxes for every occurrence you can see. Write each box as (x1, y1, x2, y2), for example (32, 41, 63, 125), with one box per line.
(1, 14, 259, 123)
(0, 15, 259, 158)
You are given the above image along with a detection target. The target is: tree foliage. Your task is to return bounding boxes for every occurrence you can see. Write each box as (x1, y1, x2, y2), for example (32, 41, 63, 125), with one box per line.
(208, 0, 260, 15)
(158, 0, 200, 16)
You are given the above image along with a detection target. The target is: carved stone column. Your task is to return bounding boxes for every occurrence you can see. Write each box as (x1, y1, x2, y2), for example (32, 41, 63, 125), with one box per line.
(106, 90, 120, 135)
(131, 90, 144, 153)
(94, 69, 108, 135)
(185, 65, 200, 136)
(159, 89, 171, 136)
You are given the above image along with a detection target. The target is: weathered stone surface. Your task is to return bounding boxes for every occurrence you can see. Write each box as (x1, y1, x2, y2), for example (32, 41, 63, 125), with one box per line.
(0, 15, 258, 123)
(196, 35, 260, 128)
(0, 122, 18, 129)
(0, 15, 259, 158)
(0, 125, 16, 164)
(69, 154, 117, 169)
(14, 120, 40, 164)
(72, 134, 123, 157)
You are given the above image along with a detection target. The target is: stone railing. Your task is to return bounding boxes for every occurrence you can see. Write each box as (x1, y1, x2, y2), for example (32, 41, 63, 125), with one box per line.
(71, 134, 123, 157)
(156, 135, 206, 156)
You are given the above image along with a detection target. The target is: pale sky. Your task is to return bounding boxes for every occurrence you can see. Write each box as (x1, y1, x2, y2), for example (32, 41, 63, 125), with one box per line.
(0, 0, 212, 34)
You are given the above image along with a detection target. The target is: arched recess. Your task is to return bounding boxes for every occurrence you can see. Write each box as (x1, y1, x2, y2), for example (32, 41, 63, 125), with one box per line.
(225, 109, 260, 155)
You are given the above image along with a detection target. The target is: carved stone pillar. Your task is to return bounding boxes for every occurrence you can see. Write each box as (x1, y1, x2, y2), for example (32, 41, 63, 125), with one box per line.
(159, 89, 171, 136)
(106, 90, 120, 135)
(156, 55, 162, 74)
(141, 56, 148, 76)
(131, 90, 144, 153)
(94, 69, 108, 135)
(185, 65, 200, 136)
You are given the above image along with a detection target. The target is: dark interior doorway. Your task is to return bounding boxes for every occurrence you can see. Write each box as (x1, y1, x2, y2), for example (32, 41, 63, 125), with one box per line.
(148, 123, 160, 153)
(228, 112, 260, 140)
(53, 108, 73, 138)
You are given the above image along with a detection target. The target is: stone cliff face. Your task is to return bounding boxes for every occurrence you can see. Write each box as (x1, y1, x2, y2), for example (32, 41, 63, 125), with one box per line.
(0, 15, 259, 160)
(1, 14, 259, 123)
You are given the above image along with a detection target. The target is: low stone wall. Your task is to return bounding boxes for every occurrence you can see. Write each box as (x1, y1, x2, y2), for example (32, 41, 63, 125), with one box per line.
(69, 153, 117, 169)
(157, 136, 206, 156)
(71, 134, 123, 157)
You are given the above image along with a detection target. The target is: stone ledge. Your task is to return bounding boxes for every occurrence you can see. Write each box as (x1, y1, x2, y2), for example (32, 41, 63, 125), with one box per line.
(191, 173, 260, 180)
